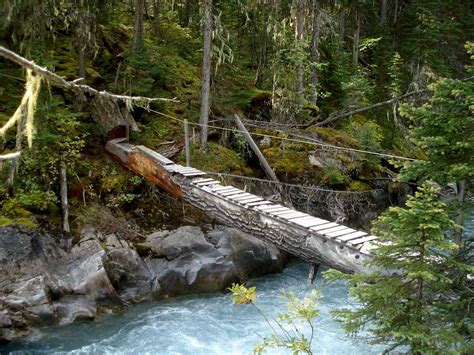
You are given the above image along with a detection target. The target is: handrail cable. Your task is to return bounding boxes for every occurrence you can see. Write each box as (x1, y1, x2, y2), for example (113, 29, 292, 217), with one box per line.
(146, 108, 419, 161)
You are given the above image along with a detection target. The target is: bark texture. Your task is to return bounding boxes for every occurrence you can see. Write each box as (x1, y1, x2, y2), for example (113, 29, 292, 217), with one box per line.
(132, 0, 145, 50)
(310, 0, 321, 103)
(294, 0, 305, 97)
(199, 0, 213, 151)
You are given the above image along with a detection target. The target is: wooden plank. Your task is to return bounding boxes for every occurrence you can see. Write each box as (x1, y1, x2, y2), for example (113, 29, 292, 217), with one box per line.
(231, 193, 256, 201)
(210, 186, 236, 192)
(309, 223, 339, 232)
(166, 164, 183, 169)
(137, 146, 174, 165)
(233, 195, 260, 202)
(192, 178, 216, 184)
(219, 189, 243, 196)
(264, 208, 292, 215)
(348, 235, 378, 246)
(271, 209, 298, 216)
(174, 167, 201, 173)
(318, 226, 348, 234)
(239, 197, 264, 205)
(246, 201, 273, 207)
(325, 228, 358, 238)
(226, 192, 250, 199)
(195, 180, 220, 187)
(256, 204, 282, 211)
(290, 217, 329, 228)
(274, 211, 307, 220)
(182, 171, 206, 176)
(336, 231, 368, 242)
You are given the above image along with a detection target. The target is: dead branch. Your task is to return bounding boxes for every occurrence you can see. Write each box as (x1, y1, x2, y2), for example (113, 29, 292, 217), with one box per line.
(0, 46, 178, 106)
(0, 152, 20, 161)
(316, 89, 426, 126)
(317, 75, 474, 127)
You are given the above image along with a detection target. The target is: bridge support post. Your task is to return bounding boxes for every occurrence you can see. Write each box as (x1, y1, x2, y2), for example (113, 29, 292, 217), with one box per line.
(307, 263, 319, 284)
(184, 119, 190, 167)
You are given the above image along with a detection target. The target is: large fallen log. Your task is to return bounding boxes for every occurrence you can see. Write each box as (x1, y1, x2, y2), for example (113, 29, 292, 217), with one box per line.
(106, 138, 376, 274)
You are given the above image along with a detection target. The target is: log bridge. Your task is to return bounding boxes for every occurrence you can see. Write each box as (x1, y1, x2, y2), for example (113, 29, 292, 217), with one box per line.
(106, 138, 380, 274)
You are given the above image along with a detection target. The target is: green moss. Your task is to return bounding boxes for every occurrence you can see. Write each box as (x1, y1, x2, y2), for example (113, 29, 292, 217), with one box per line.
(263, 146, 310, 176)
(348, 180, 372, 191)
(306, 127, 358, 148)
(0, 216, 37, 229)
(178, 142, 252, 175)
(321, 161, 347, 186)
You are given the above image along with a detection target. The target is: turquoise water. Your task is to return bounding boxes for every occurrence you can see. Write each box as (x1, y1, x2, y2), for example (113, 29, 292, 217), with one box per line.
(2, 261, 384, 354)
(5, 210, 473, 355)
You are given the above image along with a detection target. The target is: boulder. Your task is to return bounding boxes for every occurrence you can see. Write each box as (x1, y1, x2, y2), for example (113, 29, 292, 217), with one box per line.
(0, 224, 286, 342)
(216, 228, 286, 279)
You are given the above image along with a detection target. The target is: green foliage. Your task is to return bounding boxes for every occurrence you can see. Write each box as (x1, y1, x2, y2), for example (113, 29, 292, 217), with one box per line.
(398, 74, 474, 186)
(178, 142, 252, 175)
(324, 183, 472, 353)
(228, 283, 256, 305)
(344, 118, 383, 169)
(321, 161, 346, 186)
(229, 284, 321, 355)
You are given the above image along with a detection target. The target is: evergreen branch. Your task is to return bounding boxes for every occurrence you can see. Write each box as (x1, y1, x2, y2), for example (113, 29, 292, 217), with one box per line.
(0, 46, 179, 106)
(317, 75, 474, 127)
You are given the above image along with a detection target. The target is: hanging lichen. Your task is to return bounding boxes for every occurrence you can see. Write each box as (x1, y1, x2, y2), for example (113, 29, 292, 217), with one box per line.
(0, 69, 42, 148)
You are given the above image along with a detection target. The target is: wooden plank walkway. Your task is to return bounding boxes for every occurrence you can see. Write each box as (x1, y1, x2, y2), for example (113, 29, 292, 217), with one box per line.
(106, 138, 380, 273)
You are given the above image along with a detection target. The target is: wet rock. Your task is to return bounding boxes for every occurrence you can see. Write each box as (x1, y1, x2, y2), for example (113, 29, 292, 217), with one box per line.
(0, 224, 286, 342)
(216, 228, 286, 279)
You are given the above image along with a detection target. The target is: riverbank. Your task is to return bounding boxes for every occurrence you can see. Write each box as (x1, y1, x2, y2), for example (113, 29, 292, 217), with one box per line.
(0, 225, 286, 343)
(1, 260, 385, 354)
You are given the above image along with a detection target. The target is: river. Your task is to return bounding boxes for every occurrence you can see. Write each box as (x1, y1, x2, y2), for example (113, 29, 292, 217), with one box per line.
(5, 210, 473, 355)
(2, 260, 385, 354)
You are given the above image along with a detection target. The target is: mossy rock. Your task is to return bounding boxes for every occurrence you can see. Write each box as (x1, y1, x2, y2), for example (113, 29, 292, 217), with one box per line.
(263, 146, 311, 176)
(177, 142, 252, 175)
(306, 127, 358, 148)
(348, 180, 372, 191)
(0, 217, 37, 229)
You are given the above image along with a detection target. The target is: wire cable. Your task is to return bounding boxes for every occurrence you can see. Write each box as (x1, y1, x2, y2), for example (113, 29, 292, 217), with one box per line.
(204, 171, 383, 195)
(146, 108, 419, 161)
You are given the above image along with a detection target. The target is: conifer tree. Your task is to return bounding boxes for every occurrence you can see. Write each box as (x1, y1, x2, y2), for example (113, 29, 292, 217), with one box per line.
(325, 183, 473, 354)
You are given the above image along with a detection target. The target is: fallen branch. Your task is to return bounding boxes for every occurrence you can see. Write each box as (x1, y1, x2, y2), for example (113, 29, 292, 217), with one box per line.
(0, 46, 178, 106)
(316, 89, 426, 126)
(317, 75, 474, 126)
(0, 152, 21, 161)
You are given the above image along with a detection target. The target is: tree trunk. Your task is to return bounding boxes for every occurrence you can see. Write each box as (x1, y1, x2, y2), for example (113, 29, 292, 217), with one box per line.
(153, 0, 160, 34)
(181, 0, 193, 27)
(294, 0, 305, 97)
(393, 0, 399, 24)
(338, 7, 345, 63)
(199, 0, 213, 151)
(78, 46, 86, 79)
(380, 0, 387, 24)
(310, 0, 320, 103)
(77, 9, 87, 79)
(454, 180, 466, 245)
(353, 11, 360, 67)
(132, 0, 145, 50)
(60, 162, 70, 233)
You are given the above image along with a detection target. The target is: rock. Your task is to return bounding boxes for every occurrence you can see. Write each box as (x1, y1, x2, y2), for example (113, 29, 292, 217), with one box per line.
(148, 226, 216, 259)
(152, 253, 239, 296)
(0, 224, 286, 343)
(216, 228, 286, 279)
